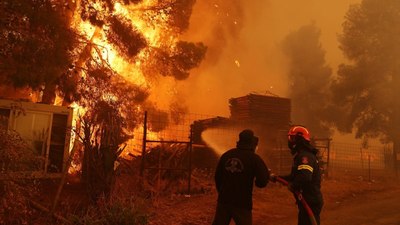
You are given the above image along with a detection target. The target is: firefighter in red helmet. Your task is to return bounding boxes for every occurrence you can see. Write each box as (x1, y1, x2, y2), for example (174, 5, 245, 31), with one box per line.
(272, 125, 323, 225)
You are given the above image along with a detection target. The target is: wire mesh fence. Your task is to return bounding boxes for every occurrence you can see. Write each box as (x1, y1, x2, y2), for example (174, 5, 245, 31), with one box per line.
(121, 110, 295, 194)
(120, 111, 399, 192)
(328, 142, 397, 180)
(124, 110, 292, 168)
(123, 111, 226, 195)
(124, 111, 218, 156)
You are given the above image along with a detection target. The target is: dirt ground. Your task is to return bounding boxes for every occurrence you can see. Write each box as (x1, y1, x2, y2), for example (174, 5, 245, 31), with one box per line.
(147, 174, 400, 225)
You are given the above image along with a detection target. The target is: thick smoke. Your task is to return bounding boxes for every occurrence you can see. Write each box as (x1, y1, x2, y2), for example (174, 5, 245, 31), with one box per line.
(280, 23, 333, 137)
(180, 0, 360, 117)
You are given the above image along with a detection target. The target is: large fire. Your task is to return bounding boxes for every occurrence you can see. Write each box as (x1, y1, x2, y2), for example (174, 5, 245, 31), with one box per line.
(1, 0, 205, 174)
(64, 0, 205, 156)
(71, 2, 152, 88)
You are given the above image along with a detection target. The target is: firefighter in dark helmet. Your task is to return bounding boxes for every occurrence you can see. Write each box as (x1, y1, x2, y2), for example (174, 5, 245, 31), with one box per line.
(212, 129, 270, 225)
(271, 125, 323, 225)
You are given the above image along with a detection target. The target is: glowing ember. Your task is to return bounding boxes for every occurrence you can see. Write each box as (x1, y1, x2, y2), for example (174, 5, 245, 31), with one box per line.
(235, 60, 241, 68)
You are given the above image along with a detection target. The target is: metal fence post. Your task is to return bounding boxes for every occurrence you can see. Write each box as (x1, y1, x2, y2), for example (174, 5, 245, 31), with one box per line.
(140, 111, 147, 176)
(368, 154, 371, 181)
(326, 139, 331, 178)
(187, 125, 193, 196)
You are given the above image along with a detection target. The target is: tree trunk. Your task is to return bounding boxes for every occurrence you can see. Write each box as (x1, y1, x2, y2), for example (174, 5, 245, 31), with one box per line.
(61, 27, 102, 106)
(392, 67, 400, 175)
(41, 84, 56, 104)
(393, 140, 399, 176)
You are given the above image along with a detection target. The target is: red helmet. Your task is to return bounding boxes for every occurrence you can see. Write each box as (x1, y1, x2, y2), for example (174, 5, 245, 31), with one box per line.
(288, 125, 311, 143)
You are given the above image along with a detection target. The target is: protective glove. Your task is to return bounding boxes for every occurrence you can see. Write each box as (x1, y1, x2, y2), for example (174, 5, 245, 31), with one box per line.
(269, 173, 278, 183)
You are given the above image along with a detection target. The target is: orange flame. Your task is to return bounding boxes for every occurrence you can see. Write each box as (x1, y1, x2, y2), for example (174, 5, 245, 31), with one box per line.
(69, 0, 189, 155)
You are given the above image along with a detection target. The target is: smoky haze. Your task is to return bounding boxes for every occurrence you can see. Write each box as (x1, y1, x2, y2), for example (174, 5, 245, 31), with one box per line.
(179, 0, 360, 117)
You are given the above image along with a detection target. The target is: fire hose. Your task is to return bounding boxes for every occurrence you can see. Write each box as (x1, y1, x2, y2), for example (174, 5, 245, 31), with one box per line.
(275, 176, 318, 225)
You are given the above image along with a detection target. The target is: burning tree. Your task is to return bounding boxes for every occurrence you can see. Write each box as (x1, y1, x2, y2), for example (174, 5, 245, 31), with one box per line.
(1, 0, 207, 201)
(1, 0, 207, 107)
(330, 0, 400, 153)
(77, 102, 128, 201)
(0, 0, 79, 102)
(71, 0, 206, 200)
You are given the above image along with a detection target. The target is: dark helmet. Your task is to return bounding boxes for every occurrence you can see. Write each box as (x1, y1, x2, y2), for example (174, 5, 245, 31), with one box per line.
(287, 125, 310, 153)
(237, 129, 259, 150)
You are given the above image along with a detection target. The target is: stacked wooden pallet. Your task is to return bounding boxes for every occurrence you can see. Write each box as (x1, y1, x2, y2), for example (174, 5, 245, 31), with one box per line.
(229, 94, 291, 127)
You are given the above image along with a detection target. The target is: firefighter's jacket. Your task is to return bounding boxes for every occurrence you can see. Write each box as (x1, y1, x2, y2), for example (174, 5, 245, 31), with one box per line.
(215, 147, 270, 210)
(283, 145, 323, 205)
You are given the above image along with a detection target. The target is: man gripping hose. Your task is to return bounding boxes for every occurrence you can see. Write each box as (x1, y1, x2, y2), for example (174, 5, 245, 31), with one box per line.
(271, 125, 323, 225)
(212, 129, 270, 225)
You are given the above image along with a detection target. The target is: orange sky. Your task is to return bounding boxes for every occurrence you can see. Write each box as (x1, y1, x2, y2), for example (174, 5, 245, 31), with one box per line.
(177, 0, 360, 117)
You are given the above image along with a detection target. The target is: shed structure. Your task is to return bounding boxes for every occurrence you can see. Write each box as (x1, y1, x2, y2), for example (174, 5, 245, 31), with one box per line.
(229, 94, 292, 172)
(0, 99, 73, 179)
